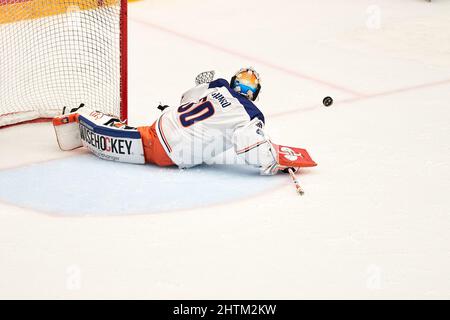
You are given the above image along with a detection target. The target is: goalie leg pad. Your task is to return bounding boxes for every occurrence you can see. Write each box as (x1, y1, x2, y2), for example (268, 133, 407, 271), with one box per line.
(53, 113, 82, 151)
(53, 106, 173, 166)
(78, 115, 145, 164)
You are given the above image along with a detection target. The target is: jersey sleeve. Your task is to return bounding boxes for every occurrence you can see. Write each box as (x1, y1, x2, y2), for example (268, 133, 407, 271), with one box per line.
(232, 118, 278, 175)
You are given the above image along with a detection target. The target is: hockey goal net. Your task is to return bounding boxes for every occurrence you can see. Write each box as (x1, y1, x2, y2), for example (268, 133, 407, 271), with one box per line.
(0, 0, 127, 128)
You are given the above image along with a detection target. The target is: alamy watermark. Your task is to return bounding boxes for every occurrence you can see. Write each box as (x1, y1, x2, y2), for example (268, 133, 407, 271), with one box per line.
(66, 264, 82, 291)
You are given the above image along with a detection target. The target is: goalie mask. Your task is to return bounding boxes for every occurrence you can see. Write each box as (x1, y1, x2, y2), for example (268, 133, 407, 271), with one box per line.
(230, 68, 261, 101)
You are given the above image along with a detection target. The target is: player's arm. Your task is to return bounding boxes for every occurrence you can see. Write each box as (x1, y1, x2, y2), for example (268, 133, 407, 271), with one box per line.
(232, 119, 317, 175)
(232, 119, 280, 175)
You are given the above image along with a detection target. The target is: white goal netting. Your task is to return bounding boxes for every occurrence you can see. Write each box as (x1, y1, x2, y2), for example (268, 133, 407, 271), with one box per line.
(0, 0, 127, 127)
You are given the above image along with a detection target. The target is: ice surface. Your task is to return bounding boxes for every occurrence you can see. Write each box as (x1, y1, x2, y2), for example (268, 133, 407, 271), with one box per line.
(0, 0, 449, 299)
(0, 155, 284, 216)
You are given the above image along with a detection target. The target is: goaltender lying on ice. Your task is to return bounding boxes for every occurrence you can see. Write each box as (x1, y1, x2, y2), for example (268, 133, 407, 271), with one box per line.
(53, 68, 317, 175)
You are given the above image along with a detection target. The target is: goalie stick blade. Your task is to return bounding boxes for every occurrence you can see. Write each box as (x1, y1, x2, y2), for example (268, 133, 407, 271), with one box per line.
(274, 144, 318, 168)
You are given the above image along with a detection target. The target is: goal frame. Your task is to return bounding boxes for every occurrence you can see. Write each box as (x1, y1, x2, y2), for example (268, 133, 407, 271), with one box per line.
(0, 0, 128, 129)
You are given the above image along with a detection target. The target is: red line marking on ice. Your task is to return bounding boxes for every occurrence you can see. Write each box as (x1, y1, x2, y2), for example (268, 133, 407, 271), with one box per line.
(132, 19, 365, 97)
(270, 78, 450, 118)
(132, 20, 450, 118)
(341, 78, 450, 103)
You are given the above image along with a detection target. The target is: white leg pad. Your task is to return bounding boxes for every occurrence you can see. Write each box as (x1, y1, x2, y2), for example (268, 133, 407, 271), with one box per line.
(53, 114, 82, 151)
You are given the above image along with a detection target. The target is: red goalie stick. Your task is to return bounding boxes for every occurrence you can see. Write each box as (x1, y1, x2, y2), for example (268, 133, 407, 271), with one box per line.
(288, 168, 305, 196)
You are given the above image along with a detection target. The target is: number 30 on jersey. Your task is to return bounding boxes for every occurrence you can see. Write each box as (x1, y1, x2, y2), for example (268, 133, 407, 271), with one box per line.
(178, 98, 215, 127)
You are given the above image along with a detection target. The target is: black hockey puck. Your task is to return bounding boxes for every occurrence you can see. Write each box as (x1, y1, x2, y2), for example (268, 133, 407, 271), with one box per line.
(323, 96, 333, 107)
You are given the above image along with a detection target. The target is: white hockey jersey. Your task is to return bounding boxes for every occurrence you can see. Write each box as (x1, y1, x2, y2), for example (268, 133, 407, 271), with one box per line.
(155, 78, 278, 172)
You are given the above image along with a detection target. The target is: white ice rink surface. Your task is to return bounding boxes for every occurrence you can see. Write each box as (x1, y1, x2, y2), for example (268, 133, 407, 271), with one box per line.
(1, 0, 450, 299)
